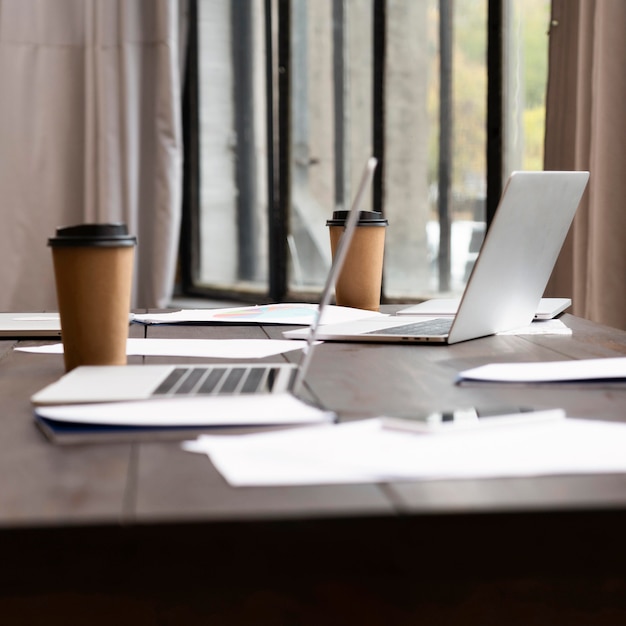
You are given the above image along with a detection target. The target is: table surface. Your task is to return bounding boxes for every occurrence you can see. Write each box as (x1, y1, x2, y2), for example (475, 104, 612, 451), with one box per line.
(3, 310, 626, 527)
(3, 310, 626, 623)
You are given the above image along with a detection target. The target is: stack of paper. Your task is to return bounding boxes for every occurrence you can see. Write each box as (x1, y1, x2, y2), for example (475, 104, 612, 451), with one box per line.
(34, 394, 335, 445)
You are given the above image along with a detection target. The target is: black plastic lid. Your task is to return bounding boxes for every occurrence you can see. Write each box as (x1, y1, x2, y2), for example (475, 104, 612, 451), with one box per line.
(48, 223, 137, 247)
(326, 210, 388, 227)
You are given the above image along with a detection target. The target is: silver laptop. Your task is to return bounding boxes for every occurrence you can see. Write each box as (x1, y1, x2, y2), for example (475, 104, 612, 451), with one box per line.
(0, 312, 62, 338)
(0, 312, 141, 338)
(31, 158, 378, 406)
(283, 170, 589, 345)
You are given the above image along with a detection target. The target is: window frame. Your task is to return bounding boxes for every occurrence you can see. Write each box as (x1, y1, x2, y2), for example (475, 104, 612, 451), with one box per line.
(180, 0, 505, 304)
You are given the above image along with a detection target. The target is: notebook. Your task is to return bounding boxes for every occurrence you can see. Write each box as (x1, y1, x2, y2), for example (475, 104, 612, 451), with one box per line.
(396, 297, 572, 320)
(283, 170, 589, 345)
(31, 157, 378, 408)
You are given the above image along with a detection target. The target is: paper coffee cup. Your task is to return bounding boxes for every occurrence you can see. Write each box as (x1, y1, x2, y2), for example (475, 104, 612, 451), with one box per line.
(48, 223, 137, 371)
(327, 210, 388, 311)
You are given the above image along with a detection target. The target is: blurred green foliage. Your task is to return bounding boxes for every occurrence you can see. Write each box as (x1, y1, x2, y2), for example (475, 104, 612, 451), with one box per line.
(427, 0, 551, 193)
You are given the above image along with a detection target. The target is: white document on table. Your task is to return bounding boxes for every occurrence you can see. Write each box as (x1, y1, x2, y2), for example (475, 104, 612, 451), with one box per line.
(132, 303, 386, 326)
(458, 356, 626, 383)
(183, 416, 626, 486)
(183, 420, 381, 485)
(495, 319, 572, 336)
(16, 338, 310, 359)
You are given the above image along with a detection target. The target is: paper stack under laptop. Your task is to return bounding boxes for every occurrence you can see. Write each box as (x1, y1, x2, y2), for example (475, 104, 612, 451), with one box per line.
(34, 394, 335, 445)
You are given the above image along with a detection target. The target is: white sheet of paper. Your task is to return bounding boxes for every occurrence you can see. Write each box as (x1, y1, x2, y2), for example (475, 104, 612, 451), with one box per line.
(183, 416, 626, 486)
(16, 338, 310, 359)
(132, 303, 386, 326)
(496, 319, 571, 336)
(36, 393, 335, 427)
(459, 356, 626, 383)
(183, 420, 382, 485)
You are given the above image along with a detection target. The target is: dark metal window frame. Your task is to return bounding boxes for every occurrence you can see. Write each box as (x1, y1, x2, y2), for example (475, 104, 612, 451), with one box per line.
(180, 0, 504, 303)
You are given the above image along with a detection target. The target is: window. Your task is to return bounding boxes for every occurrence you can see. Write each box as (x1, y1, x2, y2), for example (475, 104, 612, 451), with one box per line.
(181, 0, 550, 303)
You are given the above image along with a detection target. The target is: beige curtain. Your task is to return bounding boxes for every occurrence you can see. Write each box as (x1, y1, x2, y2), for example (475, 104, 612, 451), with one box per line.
(544, 0, 626, 330)
(0, 0, 186, 310)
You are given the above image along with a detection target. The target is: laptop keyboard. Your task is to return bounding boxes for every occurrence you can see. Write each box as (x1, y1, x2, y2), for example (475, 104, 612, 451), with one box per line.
(152, 366, 284, 396)
(367, 317, 453, 337)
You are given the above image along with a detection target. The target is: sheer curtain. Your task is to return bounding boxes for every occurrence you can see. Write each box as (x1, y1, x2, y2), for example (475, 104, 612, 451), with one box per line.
(0, 0, 186, 310)
(544, 0, 626, 330)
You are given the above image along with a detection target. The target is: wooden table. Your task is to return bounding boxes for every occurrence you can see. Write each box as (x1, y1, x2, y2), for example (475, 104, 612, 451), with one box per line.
(2, 312, 626, 624)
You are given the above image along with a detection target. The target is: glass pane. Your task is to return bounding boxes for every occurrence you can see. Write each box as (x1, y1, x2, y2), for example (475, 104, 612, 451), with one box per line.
(384, 0, 487, 298)
(286, 0, 550, 302)
(503, 0, 551, 174)
(196, 0, 268, 294)
(288, 0, 373, 292)
(288, 0, 489, 299)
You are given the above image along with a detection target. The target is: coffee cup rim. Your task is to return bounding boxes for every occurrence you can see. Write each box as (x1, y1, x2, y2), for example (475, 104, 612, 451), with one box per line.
(326, 210, 388, 227)
(48, 223, 137, 247)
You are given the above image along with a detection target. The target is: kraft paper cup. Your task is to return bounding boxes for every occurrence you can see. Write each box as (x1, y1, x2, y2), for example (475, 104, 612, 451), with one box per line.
(48, 223, 137, 371)
(327, 210, 388, 311)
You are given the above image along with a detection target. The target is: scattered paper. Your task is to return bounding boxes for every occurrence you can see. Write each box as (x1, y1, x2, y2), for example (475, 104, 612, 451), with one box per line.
(183, 420, 379, 485)
(458, 356, 626, 383)
(183, 416, 626, 486)
(496, 319, 571, 336)
(132, 303, 386, 326)
(16, 338, 310, 359)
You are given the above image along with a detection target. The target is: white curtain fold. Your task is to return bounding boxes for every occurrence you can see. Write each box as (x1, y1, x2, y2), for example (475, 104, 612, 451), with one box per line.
(0, 0, 186, 309)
